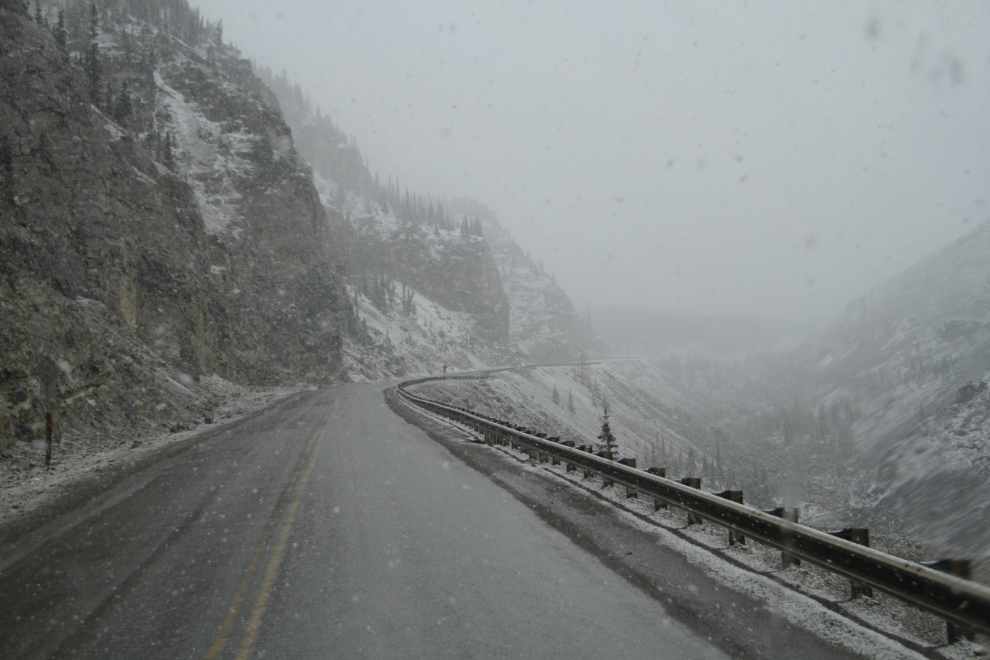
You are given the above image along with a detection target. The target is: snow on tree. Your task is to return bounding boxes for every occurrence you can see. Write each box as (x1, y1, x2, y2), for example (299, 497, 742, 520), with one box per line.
(552, 385, 560, 405)
(597, 408, 618, 455)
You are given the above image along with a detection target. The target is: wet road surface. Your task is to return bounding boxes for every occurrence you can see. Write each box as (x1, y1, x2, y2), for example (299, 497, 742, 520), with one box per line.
(0, 383, 870, 659)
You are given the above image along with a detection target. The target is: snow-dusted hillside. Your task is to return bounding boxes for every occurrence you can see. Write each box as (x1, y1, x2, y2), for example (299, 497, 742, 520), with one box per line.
(344, 279, 509, 381)
(411, 360, 754, 496)
(447, 199, 603, 363)
(808, 222, 990, 553)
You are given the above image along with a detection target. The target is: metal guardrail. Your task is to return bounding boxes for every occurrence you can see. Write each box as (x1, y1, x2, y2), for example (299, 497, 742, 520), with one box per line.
(396, 376, 990, 638)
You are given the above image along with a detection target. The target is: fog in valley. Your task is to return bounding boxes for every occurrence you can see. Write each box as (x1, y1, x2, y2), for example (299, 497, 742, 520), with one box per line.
(197, 0, 988, 336)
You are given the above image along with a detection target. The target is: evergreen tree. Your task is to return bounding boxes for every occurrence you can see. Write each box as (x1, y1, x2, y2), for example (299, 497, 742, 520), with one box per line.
(567, 390, 575, 414)
(597, 408, 618, 455)
(34, 1, 43, 25)
(85, 43, 101, 107)
(552, 386, 560, 406)
(113, 81, 132, 126)
(89, 2, 98, 40)
(53, 10, 67, 51)
(1, 135, 13, 206)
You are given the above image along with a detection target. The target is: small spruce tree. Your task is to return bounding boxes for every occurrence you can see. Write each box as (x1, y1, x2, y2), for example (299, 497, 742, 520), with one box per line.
(597, 408, 618, 455)
(567, 390, 575, 414)
(104, 81, 113, 115)
(89, 3, 98, 39)
(552, 386, 560, 406)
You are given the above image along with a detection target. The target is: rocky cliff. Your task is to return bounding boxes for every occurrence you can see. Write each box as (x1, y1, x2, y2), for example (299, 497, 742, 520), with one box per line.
(270, 77, 515, 373)
(0, 0, 352, 449)
(459, 200, 603, 363)
(269, 74, 599, 371)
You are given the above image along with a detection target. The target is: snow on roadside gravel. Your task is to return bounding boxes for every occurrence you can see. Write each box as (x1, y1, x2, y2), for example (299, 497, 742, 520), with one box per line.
(0, 377, 308, 532)
(406, 376, 990, 659)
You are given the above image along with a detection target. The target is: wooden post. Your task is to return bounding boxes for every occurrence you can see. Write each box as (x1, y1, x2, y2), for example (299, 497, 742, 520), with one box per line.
(828, 529, 872, 597)
(765, 507, 801, 568)
(679, 478, 702, 525)
(647, 467, 667, 510)
(715, 491, 745, 545)
(618, 458, 637, 497)
(596, 451, 614, 487)
(37, 358, 59, 470)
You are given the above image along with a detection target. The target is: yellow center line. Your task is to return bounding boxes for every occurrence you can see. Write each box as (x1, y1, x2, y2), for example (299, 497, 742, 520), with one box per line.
(234, 417, 328, 660)
(204, 404, 333, 660)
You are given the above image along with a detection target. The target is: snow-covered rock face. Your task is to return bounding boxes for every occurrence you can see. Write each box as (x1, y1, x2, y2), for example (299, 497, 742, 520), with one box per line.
(489, 229, 603, 363)
(0, 2, 351, 450)
(154, 70, 250, 235)
(271, 83, 601, 373)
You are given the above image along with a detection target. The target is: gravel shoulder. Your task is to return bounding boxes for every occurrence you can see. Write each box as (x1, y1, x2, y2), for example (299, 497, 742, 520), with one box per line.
(0, 380, 310, 551)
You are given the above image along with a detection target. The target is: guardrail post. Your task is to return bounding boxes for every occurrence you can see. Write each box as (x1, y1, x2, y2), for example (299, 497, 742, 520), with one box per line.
(576, 445, 595, 478)
(556, 440, 575, 470)
(536, 433, 549, 463)
(716, 491, 745, 545)
(548, 437, 561, 464)
(679, 478, 703, 525)
(765, 507, 801, 568)
(923, 559, 975, 643)
(647, 467, 667, 510)
(618, 458, 637, 497)
(827, 529, 872, 598)
(596, 451, 614, 487)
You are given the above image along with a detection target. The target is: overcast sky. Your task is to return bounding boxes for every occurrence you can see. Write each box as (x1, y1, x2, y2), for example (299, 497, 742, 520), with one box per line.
(195, 0, 989, 326)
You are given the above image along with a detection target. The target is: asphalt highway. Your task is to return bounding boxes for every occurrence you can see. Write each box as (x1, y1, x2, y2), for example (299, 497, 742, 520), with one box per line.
(0, 383, 874, 659)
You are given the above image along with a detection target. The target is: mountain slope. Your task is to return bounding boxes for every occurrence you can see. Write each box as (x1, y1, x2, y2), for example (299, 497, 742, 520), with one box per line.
(810, 221, 990, 551)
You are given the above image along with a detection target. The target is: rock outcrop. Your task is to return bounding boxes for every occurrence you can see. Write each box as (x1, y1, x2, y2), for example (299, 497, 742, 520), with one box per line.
(0, 0, 351, 448)
(273, 84, 512, 361)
